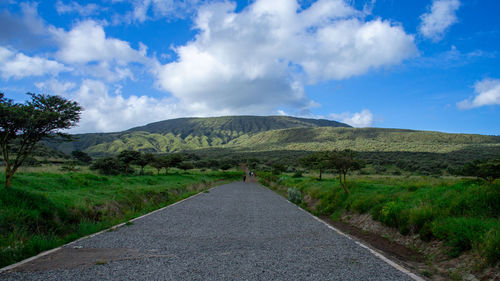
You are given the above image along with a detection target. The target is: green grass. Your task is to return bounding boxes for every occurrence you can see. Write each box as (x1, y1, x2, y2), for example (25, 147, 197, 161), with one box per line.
(260, 172, 500, 265)
(0, 167, 240, 268)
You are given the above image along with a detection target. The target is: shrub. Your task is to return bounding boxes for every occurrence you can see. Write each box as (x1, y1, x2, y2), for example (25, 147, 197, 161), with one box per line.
(408, 206, 435, 234)
(90, 157, 126, 175)
(481, 228, 500, 265)
(432, 217, 495, 257)
(287, 187, 302, 204)
(292, 171, 303, 178)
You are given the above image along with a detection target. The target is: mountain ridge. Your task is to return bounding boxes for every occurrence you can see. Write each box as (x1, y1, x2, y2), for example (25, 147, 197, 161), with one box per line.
(52, 115, 351, 155)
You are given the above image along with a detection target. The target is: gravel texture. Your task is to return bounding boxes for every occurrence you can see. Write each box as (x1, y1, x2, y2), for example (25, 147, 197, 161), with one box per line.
(1, 182, 415, 280)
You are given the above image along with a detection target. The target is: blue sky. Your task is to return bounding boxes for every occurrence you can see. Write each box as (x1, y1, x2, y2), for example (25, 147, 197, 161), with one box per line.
(0, 0, 499, 134)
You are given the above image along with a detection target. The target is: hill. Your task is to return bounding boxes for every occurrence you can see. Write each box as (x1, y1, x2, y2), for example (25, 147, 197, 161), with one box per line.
(50, 116, 350, 155)
(227, 127, 500, 153)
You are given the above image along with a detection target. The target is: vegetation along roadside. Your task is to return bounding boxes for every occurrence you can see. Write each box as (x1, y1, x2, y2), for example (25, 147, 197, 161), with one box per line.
(0, 167, 240, 268)
(259, 172, 500, 280)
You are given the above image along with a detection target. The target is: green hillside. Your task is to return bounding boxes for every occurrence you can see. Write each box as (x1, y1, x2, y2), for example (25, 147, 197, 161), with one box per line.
(49, 116, 350, 155)
(46, 116, 500, 161)
(227, 127, 500, 153)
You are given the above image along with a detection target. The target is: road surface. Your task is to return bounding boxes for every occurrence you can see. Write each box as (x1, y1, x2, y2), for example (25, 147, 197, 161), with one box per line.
(1, 182, 416, 280)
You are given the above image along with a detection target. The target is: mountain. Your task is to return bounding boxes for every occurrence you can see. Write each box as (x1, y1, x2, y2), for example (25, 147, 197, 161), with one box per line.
(51, 116, 351, 155)
(226, 127, 500, 153)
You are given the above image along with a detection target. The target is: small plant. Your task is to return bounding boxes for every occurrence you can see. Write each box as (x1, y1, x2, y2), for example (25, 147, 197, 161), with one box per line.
(125, 221, 133, 226)
(292, 171, 303, 178)
(287, 187, 302, 204)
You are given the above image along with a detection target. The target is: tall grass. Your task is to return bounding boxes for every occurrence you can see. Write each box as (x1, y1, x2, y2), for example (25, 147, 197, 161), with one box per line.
(0, 167, 239, 267)
(260, 173, 500, 265)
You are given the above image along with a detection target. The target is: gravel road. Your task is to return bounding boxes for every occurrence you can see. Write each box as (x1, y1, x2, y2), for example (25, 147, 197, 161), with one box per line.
(1, 182, 416, 280)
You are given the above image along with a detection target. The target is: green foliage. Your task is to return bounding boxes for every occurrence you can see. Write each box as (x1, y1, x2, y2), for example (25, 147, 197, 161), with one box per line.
(178, 161, 194, 171)
(462, 158, 500, 184)
(261, 173, 500, 264)
(71, 150, 92, 164)
(287, 187, 302, 204)
(90, 157, 126, 175)
(0, 93, 81, 187)
(0, 169, 240, 267)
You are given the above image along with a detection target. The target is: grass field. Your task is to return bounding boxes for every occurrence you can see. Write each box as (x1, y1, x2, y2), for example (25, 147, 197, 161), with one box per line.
(260, 172, 500, 266)
(0, 166, 240, 268)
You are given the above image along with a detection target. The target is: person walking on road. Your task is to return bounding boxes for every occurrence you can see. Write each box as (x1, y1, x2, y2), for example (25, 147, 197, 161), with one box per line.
(242, 173, 246, 183)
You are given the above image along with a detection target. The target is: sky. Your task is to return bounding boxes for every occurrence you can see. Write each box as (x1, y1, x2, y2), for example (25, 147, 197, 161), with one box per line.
(0, 0, 499, 135)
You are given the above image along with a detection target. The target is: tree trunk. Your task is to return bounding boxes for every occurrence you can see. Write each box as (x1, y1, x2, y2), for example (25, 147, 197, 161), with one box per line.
(5, 172, 12, 188)
(341, 172, 350, 194)
(319, 169, 322, 181)
(140, 166, 144, 175)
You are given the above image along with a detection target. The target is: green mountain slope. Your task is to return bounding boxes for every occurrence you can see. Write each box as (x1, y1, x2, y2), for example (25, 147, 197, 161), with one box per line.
(227, 127, 500, 153)
(50, 116, 350, 155)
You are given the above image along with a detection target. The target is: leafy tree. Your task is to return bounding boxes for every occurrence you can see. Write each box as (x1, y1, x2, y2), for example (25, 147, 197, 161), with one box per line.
(271, 163, 286, 175)
(462, 158, 500, 184)
(117, 150, 141, 174)
(134, 152, 155, 175)
(151, 155, 179, 175)
(90, 157, 126, 175)
(0, 93, 81, 188)
(150, 156, 165, 175)
(71, 150, 92, 164)
(326, 149, 361, 194)
(299, 152, 329, 180)
(169, 153, 183, 167)
(178, 161, 194, 171)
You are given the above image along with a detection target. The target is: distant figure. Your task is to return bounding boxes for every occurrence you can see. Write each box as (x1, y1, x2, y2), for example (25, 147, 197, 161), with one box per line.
(243, 174, 246, 183)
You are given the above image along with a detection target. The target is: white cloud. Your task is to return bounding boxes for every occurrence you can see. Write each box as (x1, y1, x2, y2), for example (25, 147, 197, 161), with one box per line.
(330, 109, 374, 127)
(156, 0, 416, 116)
(457, 78, 500, 109)
(68, 80, 182, 133)
(0, 46, 68, 79)
(52, 20, 147, 65)
(117, 0, 206, 24)
(419, 0, 460, 41)
(35, 79, 76, 95)
(55, 1, 102, 16)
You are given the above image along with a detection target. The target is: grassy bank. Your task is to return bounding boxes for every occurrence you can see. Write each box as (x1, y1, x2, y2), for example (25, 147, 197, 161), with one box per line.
(0, 167, 240, 268)
(259, 173, 500, 266)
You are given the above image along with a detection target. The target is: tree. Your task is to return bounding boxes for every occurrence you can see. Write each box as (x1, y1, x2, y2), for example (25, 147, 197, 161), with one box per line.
(117, 150, 141, 174)
(134, 152, 155, 175)
(71, 150, 92, 164)
(90, 157, 126, 175)
(299, 152, 329, 180)
(178, 161, 194, 171)
(169, 153, 183, 168)
(0, 93, 81, 188)
(462, 158, 500, 184)
(150, 156, 165, 175)
(326, 150, 361, 194)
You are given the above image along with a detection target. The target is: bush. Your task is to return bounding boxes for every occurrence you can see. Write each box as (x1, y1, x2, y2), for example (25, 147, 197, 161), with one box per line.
(90, 157, 126, 175)
(432, 217, 496, 257)
(481, 228, 500, 265)
(287, 187, 302, 204)
(408, 206, 435, 234)
(292, 171, 303, 178)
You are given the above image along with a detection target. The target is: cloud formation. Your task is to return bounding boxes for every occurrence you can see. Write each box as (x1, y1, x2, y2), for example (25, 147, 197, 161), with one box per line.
(419, 0, 460, 41)
(156, 0, 416, 116)
(457, 78, 500, 109)
(0, 46, 68, 79)
(52, 20, 147, 65)
(38, 79, 183, 133)
(55, 1, 102, 16)
(330, 109, 374, 127)
(121, 0, 206, 24)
